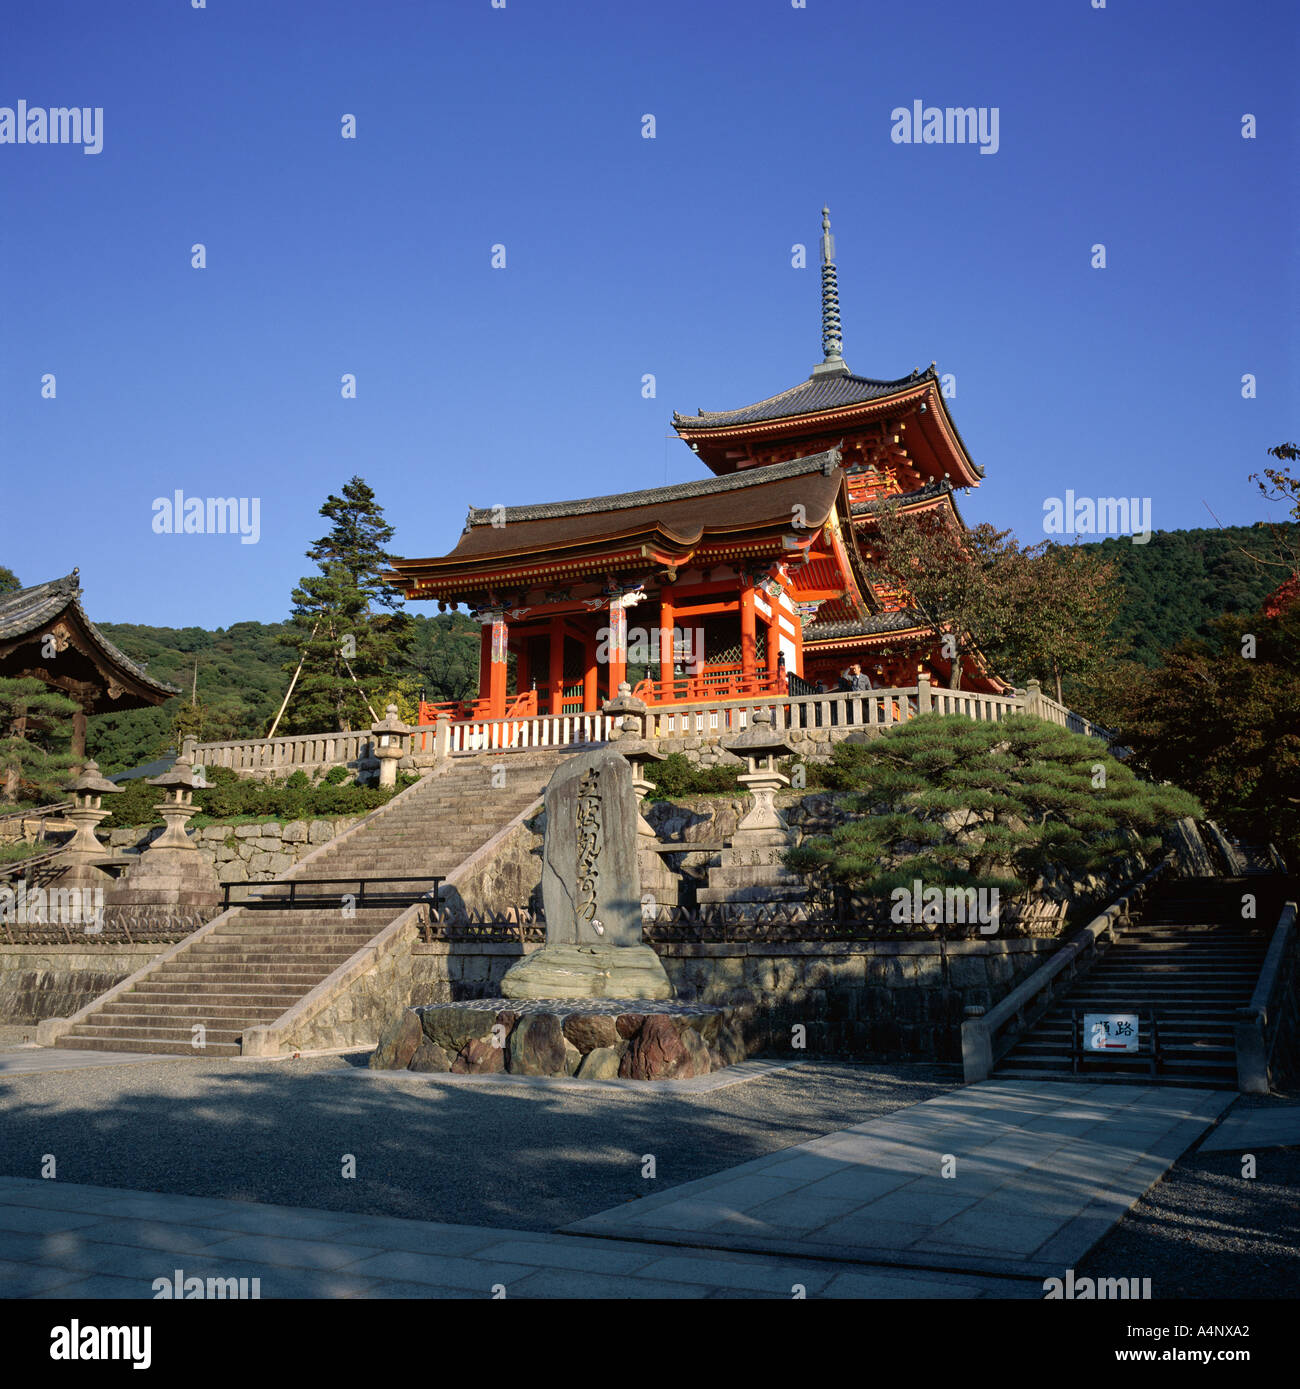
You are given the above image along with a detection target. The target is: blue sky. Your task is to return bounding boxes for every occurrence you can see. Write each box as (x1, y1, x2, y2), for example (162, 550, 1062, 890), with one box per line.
(2, 0, 1295, 629)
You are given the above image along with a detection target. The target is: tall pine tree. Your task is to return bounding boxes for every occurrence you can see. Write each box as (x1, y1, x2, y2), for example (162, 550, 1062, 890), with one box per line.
(277, 477, 410, 733)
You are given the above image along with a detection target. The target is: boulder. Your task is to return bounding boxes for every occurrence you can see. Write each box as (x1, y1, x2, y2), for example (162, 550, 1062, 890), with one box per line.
(562, 1013, 621, 1053)
(369, 1009, 421, 1070)
(451, 1037, 506, 1074)
(281, 820, 309, 844)
(563, 1039, 583, 1075)
(621, 1014, 706, 1080)
(421, 1005, 495, 1053)
(576, 1044, 625, 1079)
(507, 1012, 567, 1076)
(407, 1039, 451, 1072)
(615, 1013, 646, 1040)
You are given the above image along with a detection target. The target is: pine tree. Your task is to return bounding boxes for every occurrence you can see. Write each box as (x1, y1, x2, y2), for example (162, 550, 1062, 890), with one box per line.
(786, 714, 1200, 905)
(0, 677, 80, 803)
(277, 477, 411, 733)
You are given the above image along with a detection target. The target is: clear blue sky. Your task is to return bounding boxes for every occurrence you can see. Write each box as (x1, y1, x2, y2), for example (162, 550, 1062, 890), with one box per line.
(2, 0, 1295, 629)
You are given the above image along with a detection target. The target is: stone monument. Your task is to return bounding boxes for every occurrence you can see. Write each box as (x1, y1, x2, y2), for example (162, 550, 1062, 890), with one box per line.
(499, 746, 672, 1000)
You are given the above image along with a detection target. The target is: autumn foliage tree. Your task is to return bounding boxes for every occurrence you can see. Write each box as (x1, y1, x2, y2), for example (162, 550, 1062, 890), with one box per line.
(867, 504, 1123, 700)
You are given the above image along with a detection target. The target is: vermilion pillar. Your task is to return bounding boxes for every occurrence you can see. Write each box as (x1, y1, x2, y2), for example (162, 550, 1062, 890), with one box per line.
(740, 584, 757, 693)
(485, 613, 508, 718)
(659, 593, 675, 698)
(607, 599, 627, 701)
(583, 628, 599, 712)
(548, 617, 565, 716)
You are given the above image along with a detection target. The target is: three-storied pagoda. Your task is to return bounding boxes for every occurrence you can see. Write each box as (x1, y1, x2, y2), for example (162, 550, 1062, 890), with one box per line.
(383, 211, 1003, 718)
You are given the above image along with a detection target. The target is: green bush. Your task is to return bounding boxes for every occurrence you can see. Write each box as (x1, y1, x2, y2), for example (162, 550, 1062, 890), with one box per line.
(643, 752, 742, 798)
(322, 765, 350, 786)
(102, 767, 417, 827)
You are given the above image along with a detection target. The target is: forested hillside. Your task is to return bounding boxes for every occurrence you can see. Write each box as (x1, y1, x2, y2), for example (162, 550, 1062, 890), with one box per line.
(61, 520, 1300, 773)
(1097, 522, 1297, 665)
(88, 612, 481, 774)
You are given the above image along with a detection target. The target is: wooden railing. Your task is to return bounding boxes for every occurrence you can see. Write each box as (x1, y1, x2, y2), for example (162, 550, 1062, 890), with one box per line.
(447, 710, 613, 753)
(417, 689, 538, 726)
(632, 665, 786, 706)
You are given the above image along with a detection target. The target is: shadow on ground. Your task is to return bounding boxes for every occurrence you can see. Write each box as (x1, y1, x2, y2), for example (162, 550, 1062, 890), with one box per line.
(0, 1056, 955, 1231)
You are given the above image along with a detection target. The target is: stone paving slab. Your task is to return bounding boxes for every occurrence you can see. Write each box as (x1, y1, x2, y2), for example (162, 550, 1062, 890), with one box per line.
(561, 1080, 1233, 1279)
(1198, 1102, 1300, 1153)
(0, 1048, 185, 1075)
(0, 1176, 1026, 1299)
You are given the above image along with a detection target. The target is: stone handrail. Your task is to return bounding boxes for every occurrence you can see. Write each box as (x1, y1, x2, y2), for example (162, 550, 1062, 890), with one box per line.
(187, 677, 1105, 776)
(1234, 901, 1298, 1094)
(184, 730, 373, 775)
(961, 856, 1174, 1083)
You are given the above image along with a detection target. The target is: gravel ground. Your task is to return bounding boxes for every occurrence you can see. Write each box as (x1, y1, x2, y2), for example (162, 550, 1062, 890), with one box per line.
(1077, 1092, 1299, 1299)
(0, 1053, 956, 1231)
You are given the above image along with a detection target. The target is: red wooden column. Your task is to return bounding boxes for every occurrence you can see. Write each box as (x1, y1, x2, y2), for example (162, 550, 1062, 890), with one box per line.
(659, 591, 675, 699)
(483, 612, 508, 719)
(583, 627, 599, 712)
(548, 617, 565, 716)
(739, 583, 757, 693)
(607, 598, 627, 702)
(478, 622, 492, 704)
(766, 603, 779, 687)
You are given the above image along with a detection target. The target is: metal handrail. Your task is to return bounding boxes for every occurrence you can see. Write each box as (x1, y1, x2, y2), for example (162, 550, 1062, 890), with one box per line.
(220, 874, 445, 911)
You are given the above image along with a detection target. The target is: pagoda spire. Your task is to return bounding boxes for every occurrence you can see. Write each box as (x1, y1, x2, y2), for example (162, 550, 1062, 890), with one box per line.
(811, 205, 849, 378)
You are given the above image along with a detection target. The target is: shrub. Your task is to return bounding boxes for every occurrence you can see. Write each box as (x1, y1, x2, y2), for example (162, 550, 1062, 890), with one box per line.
(322, 765, 350, 786)
(643, 752, 742, 798)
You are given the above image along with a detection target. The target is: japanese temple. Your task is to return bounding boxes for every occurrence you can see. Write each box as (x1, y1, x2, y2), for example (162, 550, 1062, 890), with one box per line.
(384, 210, 1004, 721)
(0, 571, 178, 760)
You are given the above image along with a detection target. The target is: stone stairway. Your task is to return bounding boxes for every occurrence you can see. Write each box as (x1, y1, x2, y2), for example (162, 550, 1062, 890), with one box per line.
(53, 752, 563, 1057)
(993, 878, 1285, 1090)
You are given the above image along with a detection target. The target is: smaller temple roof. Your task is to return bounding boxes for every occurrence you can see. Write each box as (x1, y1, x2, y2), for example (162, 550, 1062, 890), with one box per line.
(0, 572, 179, 707)
(673, 371, 925, 432)
(802, 612, 925, 643)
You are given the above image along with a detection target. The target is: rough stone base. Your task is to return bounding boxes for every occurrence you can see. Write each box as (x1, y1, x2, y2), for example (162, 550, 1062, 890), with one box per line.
(369, 998, 759, 1080)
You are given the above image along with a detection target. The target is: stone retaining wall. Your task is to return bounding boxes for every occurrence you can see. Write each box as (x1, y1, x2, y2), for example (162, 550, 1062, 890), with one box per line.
(0, 944, 165, 1024)
(294, 934, 1054, 1063)
(104, 817, 361, 883)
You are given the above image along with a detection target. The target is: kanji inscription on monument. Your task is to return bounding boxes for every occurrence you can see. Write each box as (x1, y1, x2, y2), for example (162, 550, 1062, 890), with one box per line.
(501, 747, 671, 999)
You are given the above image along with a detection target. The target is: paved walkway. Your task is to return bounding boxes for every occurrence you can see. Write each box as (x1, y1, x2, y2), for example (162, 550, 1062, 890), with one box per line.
(563, 1080, 1233, 1279)
(0, 1176, 1025, 1299)
(0, 1047, 183, 1076)
(1199, 1102, 1300, 1153)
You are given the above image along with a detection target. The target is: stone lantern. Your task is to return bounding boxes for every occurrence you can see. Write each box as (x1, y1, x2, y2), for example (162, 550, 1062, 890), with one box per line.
(614, 719, 679, 910)
(59, 759, 123, 883)
(722, 707, 797, 848)
(107, 757, 221, 910)
(371, 704, 411, 788)
(697, 707, 805, 906)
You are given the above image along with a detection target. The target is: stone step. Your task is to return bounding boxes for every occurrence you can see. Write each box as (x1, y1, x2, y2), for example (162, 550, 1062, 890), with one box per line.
(56, 1036, 243, 1057)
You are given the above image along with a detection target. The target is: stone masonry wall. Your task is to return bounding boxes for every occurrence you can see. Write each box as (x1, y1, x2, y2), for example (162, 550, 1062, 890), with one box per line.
(104, 817, 361, 884)
(0, 944, 164, 1024)
(283, 932, 1051, 1063)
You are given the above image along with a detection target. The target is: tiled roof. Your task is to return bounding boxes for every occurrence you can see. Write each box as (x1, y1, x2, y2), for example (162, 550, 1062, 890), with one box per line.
(802, 611, 926, 642)
(672, 370, 925, 431)
(850, 478, 954, 515)
(0, 572, 179, 699)
(463, 450, 842, 529)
